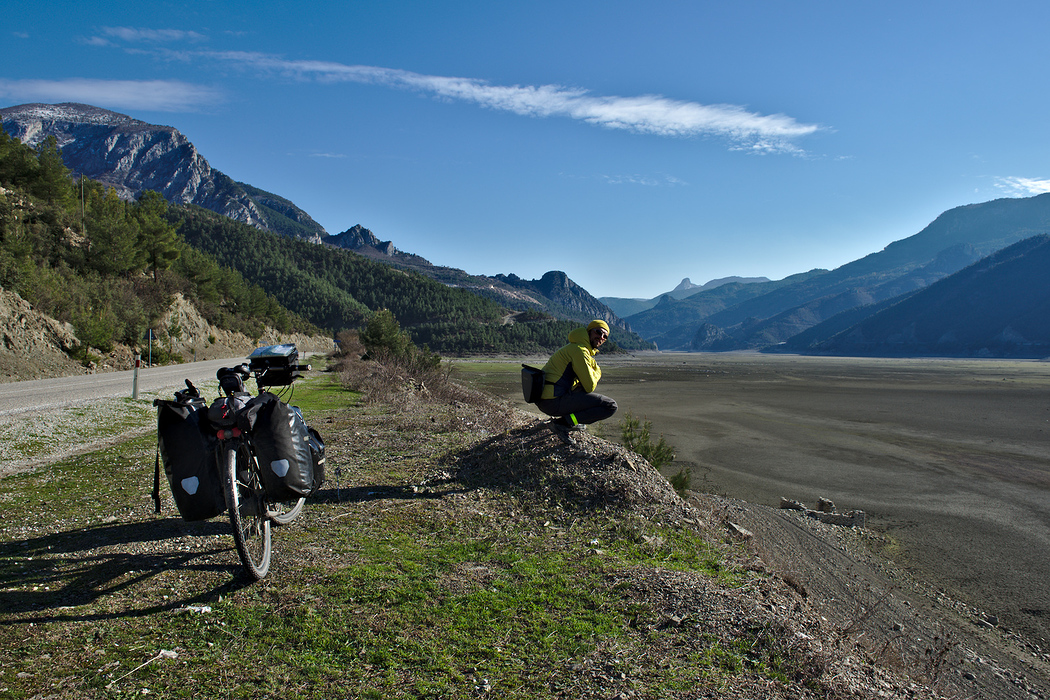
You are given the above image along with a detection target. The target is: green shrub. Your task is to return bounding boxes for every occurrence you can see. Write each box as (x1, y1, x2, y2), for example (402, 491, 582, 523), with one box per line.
(620, 412, 676, 470)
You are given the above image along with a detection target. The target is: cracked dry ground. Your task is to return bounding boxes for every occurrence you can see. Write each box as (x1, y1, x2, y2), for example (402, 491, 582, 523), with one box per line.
(0, 381, 1045, 698)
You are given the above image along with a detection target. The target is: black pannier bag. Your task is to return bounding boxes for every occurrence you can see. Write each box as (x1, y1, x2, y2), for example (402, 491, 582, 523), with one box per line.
(306, 426, 326, 492)
(521, 364, 546, 403)
(154, 396, 226, 521)
(248, 392, 318, 500)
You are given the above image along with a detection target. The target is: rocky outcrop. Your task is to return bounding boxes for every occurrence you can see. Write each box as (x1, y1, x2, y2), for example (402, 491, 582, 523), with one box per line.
(328, 224, 400, 257)
(0, 103, 325, 241)
(0, 286, 333, 383)
(494, 271, 628, 332)
(690, 323, 732, 351)
(0, 287, 85, 381)
(780, 496, 867, 528)
(154, 293, 335, 362)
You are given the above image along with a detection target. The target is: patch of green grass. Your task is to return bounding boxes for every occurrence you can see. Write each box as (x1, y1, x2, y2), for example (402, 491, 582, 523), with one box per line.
(0, 377, 819, 700)
(267, 362, 359, 416)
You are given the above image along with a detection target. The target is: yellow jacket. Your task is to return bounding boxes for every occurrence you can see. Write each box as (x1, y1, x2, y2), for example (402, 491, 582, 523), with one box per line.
(540, 327, 602, 400)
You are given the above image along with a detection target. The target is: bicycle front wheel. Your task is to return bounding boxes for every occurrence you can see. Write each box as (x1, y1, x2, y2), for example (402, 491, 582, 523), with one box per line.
(223, 444, 271, 580)
(269, 496, 306, 525)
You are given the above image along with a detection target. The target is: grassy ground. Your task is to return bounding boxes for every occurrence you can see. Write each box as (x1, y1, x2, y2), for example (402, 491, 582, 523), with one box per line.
(0, 361, 962, 699)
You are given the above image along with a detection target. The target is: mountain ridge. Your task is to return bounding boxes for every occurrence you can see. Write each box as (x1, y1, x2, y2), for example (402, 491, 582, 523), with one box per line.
(628, 194, 1050, 352)
(0, 102, 327, 243)
(782, 234, 1050, 357)
(1, 102, 628, 334)
(601, 275, 771, 318)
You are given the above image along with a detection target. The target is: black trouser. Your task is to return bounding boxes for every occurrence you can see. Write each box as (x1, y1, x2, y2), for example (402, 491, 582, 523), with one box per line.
(536, 388, 617, 425)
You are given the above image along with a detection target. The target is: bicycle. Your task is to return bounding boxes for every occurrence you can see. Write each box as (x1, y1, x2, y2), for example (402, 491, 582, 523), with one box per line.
(208, 346, 317, 580)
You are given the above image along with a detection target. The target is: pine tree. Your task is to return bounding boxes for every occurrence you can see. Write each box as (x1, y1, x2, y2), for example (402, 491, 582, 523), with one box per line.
(85, 187, 142, 276)
(134, 190, 181, 281)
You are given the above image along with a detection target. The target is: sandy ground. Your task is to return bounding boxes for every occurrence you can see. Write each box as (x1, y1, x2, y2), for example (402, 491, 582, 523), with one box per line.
(590, 352, 1050, 651)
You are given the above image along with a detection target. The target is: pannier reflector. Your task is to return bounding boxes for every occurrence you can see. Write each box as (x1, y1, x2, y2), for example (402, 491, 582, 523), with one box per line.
(181, 476, 200, 495)
(270, 459, 290, 477)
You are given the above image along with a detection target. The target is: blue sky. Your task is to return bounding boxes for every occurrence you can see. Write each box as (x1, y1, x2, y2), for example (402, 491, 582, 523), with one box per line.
(3, 1, 1049, 299)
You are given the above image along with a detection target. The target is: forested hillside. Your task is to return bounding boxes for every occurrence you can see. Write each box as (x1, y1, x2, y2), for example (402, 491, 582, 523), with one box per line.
(0, 129, 317, 360)
(0, 125, 651, 360)
(170, 205, 653, 355)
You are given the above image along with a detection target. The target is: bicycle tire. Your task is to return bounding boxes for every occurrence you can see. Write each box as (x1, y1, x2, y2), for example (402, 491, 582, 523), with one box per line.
(268, 496, 306, 525)
(223, 444, 271, 580)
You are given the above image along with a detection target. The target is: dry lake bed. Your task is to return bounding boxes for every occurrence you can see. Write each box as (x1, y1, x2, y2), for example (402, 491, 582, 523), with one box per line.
(464, 352, 1050, 648)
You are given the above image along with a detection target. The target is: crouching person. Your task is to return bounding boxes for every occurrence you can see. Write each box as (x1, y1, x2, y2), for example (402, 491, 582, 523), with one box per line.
(536, 320, 617, 435)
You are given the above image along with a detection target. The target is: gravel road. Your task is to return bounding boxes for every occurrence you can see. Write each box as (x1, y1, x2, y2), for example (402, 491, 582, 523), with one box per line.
(0, 358, 244, 477)
(0, 358, 244, 417)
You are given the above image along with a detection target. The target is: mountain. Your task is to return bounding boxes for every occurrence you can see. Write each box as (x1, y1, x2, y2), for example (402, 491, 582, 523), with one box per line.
(784, 234, 1050, 357)
(327, 224, 434, 267)
(324, 225, 630, 332)
(600, 276, 770, 318)
(493, 271, 626, 331)
(629, 194, 1050, 350)
(0, 102, 327, 242)
(168, 205, 652, 352)
(1, 102, 628, 334)
(625, 270, 825, 345)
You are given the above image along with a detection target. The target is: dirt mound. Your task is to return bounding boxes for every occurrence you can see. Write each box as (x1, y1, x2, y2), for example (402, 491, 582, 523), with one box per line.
(449, 422, 690, 518)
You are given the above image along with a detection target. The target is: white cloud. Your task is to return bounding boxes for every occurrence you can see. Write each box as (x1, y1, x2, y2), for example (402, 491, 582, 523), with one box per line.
(100, 26, 207, 43)
(601, 173, 688, 187)
(208, 52, 821, 153)
(995, 176, 1050, 196)
(0, 78, 223, 112)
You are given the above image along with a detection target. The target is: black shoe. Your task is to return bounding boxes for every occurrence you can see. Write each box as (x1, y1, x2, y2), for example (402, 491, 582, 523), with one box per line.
(547, 419, 573, 443)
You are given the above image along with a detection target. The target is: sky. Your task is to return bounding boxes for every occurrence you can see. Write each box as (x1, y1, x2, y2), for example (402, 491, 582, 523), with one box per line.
(3, 1, 1050, 300)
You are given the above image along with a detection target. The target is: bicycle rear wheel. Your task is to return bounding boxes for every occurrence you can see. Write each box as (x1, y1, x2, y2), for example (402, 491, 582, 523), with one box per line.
(223, 444, 271, 580)
(268, 496, 306, 525)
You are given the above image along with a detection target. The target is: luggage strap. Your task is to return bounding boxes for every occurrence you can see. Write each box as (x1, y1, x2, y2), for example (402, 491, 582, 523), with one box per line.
(152, 451, 162, 514)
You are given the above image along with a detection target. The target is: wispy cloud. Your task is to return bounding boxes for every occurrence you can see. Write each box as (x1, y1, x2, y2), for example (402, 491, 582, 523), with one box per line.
(995, 176, 1050, 196)
(0, 78, 223, 112)
(601, 173, 688, 187)
(81, 26, 207, 48)
(208, 52, 822, 153)
(102, 26, 207, 43)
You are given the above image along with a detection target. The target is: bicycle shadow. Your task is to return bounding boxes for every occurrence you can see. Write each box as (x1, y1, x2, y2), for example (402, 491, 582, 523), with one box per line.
(0, 517, 252, 624)
(311, 482, 466, 503)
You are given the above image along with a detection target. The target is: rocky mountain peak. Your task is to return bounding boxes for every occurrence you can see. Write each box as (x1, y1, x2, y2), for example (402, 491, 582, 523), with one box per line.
(495, 271, 627, 331)
(0, 102, 325, 242)
(672, 278, 700, 293)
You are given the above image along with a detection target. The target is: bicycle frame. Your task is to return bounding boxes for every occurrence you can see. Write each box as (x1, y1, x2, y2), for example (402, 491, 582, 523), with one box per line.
(209, 357, 310, 580)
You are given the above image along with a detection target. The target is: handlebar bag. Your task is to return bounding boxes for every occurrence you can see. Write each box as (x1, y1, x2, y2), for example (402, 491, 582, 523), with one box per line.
(247, 393, 316, 500)
(155, 398, 225, 521)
